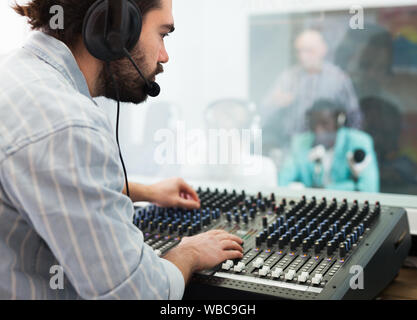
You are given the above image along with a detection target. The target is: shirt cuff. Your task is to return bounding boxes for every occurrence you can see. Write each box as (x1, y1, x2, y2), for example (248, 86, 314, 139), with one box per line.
(159, 258, 185, 300)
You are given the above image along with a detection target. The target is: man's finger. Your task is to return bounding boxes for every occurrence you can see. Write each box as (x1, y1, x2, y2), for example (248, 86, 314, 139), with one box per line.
(222, 250, 244, 261)
(177, 198, 200, 209)
(217, 233, 244, 244)
(210, 229, 228, 236)
(221, 240, 243, 252)
(179, 180, 200, 203)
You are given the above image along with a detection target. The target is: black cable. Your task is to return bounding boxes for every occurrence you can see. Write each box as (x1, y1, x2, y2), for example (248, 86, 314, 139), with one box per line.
(122, 48, 149, 87)
(106, 62, 130, 199)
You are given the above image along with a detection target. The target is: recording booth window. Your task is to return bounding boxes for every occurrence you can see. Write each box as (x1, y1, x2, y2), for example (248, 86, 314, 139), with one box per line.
(3, 1, 415, 197)
(88, 0, 417, 199)
(253, 5, 417, 196)
(4, 0, 414, 200)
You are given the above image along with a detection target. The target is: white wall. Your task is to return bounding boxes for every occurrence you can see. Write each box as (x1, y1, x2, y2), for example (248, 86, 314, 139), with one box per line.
(0, 1, 30, 55)
(126, 0, 250, 130)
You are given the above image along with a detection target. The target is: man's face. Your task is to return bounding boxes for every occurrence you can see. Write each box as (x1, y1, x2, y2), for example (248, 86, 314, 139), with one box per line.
(99, 0, 174, 103)
(295, 32, 327, 72)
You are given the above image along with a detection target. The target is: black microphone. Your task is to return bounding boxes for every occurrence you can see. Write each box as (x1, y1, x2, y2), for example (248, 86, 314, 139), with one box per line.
(147, 81, 161, 98)
(353, 149, 366, 164)
(347, 148, 370, 191)
(123, 48, 161, 97)
(348, 149, 369, 179)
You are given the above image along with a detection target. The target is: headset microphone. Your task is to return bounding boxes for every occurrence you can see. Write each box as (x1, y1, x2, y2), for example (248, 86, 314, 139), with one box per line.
(123, 48, 161, 97)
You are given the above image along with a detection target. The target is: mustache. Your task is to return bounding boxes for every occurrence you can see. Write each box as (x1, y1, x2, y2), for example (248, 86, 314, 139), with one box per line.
(153, 63, 164, 77)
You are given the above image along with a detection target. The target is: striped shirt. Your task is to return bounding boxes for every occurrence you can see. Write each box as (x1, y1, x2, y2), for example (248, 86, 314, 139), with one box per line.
(0, 31, 184, 300)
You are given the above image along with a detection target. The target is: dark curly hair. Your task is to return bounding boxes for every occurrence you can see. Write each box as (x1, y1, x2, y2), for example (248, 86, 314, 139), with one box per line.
(13, 0, 161, 48)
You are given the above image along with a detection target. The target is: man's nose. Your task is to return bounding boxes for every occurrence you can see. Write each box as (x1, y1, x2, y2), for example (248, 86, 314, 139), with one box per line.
(159, 44, 169, 64)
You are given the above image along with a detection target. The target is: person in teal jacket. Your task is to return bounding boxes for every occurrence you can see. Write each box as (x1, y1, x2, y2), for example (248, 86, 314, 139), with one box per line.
(278, 99, 379, 192)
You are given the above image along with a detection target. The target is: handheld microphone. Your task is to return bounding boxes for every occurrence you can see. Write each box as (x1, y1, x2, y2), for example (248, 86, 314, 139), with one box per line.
(347, 149, 370, 180)
(123, 48, 161, 97)
(309, 144, 326, 163)
(347, 149, 371, 191)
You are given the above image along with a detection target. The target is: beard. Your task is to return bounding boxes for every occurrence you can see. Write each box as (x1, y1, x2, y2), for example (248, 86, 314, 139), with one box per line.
(97, 46, 164, 104)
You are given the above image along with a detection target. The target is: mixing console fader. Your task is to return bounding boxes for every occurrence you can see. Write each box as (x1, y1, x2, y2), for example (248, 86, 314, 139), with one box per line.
(133, 187, 411, 300)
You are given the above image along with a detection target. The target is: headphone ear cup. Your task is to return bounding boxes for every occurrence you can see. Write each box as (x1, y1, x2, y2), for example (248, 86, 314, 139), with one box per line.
(82, 0, 142, 62)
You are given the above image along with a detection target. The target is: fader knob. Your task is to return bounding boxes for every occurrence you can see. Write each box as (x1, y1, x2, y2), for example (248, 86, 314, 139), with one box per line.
(267, 236, 273, 247)
(243, 214, 249, 224)
(290, 237, 299, 251)
(302, 238, 310, 252)
(262, 216, 268, 228)
(327, 241, 335, 256)
(278, 236, 287, 249)
(339, 242, 346, 258)
(314, 240, 322, 254)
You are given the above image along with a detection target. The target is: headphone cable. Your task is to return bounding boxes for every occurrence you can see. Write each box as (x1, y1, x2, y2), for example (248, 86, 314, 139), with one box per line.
(106, 62, 130, 199)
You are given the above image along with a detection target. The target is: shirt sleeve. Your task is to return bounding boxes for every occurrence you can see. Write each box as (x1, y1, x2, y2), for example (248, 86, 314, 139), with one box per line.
(0, 124, 185, 300)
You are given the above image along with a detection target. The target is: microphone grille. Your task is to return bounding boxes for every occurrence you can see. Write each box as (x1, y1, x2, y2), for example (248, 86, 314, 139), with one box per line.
(147, 82, 161, 97)
(353, 149, 366, 163)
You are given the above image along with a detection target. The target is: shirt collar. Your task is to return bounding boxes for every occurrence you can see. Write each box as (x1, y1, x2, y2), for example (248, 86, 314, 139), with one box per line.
(23, 31, 94, 101)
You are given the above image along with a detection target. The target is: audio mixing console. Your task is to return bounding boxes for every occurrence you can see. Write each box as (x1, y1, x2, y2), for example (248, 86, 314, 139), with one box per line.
(133, 187, 411, 300)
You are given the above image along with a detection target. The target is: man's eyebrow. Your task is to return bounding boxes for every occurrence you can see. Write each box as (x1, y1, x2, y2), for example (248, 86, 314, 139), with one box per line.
(161, 24, 175, 33)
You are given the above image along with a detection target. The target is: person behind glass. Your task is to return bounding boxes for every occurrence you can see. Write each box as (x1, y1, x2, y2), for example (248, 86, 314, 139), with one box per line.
(262, 29, 362, 145)
(278, 99, 379, 192)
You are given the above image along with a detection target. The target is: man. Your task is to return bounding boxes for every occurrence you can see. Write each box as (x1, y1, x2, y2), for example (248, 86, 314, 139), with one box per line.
(278, 99, 379, 193)
(0, 0, 243, 299)
(262, 29, 362, 150)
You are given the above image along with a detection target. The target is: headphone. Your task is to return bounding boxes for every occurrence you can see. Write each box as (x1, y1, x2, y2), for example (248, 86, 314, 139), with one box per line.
(82, 0, 160, 97)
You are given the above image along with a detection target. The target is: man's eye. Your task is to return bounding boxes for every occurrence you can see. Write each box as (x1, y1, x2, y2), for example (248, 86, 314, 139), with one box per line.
(161, 33, 169, 39)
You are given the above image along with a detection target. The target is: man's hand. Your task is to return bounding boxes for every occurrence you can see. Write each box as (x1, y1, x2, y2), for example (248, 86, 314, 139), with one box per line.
(147, 178, 201, 209)
(125, 178, 200, 209)
(163, 230, 244, 284)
